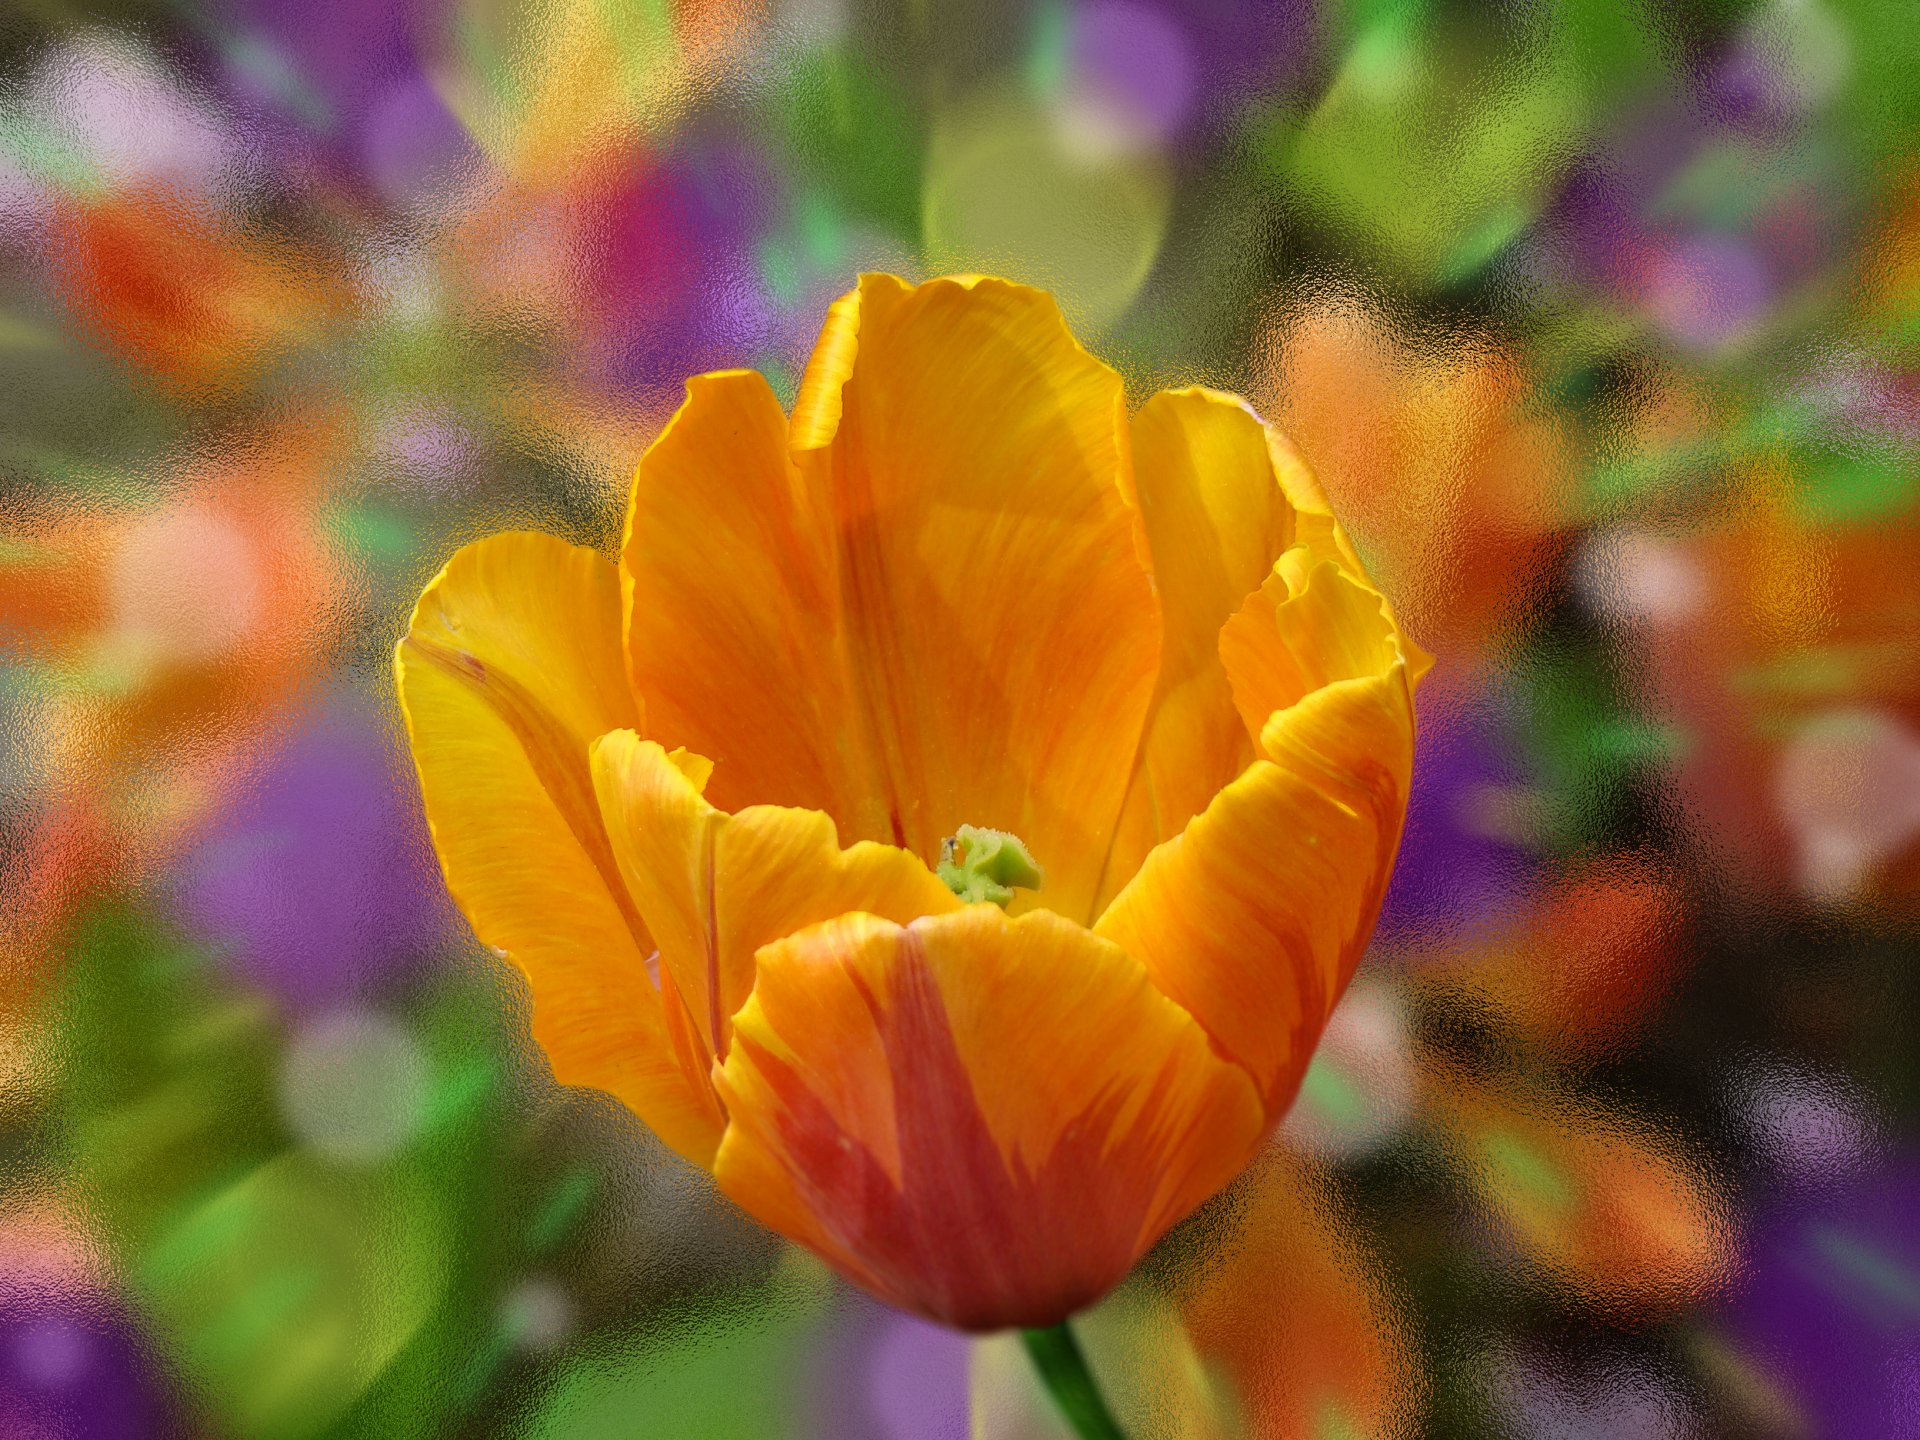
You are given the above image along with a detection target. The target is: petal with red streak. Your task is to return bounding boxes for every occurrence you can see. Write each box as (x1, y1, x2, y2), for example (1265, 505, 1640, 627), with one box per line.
(712, 905, 1265, 1330)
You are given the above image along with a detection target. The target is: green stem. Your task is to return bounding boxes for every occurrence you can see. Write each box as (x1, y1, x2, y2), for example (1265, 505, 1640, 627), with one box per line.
(1020, 1322, 1128, 1440)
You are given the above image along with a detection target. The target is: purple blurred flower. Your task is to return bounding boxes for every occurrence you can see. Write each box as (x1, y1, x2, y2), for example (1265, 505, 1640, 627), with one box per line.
(1698, 45, 1797, 135)
(0, 1295, 184, 1440)
(172, 692, 452, 1011)
(1052, 0, 1317, 153)
(576, 145, 778, 396)
(356, 72, 477, 209)
(1725, 1151, 1920, 1434)
(1063, 1, 1198, 149)
(1373, 679, 1532, 950)
(1546, 162, 1647, 292)
(1156, 0, 1318, 129)
(1646, 232, 1773, 351)
(215, 0, 477, 206)
(807, 1300, 971, 1440)
(1546, 166, 1781, 351)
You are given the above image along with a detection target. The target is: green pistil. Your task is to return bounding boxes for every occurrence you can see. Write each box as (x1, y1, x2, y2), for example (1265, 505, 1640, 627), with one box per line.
(937, 825, 1043, 907)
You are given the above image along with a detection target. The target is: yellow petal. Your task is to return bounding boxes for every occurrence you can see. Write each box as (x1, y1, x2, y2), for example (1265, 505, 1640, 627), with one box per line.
(1266, 424, 1364, 571)
(711, 905, 1265, 1330)
(1099, 388, 1299, 907)
(1096, 558, 1418, 1117)
(394, 533, 721, 1165)
(1263, 426, 1434, 685)
(785, 273, 1161, 919)
(622, 370, 887, 837)
(1219, 552, 1408, 746)
(588, 730, 962, 1087)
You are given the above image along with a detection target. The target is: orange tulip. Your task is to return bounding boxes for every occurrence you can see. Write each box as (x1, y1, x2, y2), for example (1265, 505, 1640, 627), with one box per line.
(395, 274, 1426, 1330)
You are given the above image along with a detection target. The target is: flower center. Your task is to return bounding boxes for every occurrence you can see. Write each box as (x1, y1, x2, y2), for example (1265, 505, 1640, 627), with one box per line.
(937, 825, 1043, 908)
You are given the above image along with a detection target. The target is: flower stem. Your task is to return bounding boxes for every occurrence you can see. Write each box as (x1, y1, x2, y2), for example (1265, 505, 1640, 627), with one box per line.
(1019, 1321, 1128, 1440)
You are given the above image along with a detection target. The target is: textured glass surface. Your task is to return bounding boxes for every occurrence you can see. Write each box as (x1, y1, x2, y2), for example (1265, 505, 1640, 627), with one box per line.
(1, 1, 1916, 1436)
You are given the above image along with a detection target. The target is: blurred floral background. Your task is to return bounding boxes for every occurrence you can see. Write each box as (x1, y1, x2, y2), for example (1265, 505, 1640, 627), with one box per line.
(0, 0, 1916, 1435)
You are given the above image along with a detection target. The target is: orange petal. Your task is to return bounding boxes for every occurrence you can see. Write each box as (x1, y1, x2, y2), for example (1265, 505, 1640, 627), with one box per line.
(1263, 426, 1433, 684)
(395, 533, 722, 1165)
(622, 370, 887, 837)
(1219, 553, 1411, 746)
(711, 905, 1265, 1330)
(588, 731, 962, 1089)
(786, 273, 1160, 919)
(1096, 559, 1418, 1117)
(1099, 389, 1299, 907)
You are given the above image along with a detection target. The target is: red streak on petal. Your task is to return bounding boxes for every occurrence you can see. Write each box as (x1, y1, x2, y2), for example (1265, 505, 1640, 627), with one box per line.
(736, 933, 1199, 1330)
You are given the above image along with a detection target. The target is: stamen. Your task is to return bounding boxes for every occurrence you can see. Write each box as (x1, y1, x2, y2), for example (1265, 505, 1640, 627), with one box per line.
(937, 825, 1043, 908)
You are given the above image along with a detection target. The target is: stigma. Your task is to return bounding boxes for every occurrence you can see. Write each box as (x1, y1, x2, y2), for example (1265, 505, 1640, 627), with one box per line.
(937, 825, 1043, 908)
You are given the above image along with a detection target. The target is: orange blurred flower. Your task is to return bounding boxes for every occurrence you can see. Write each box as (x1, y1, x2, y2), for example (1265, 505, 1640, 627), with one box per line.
(1597, 482, 1920, 906)
(1418, 855, 1685, 1061)
(0, 430, 339, 1121)
(1182, 1149, 1423, 1437)
(1256, 289, 1573, 662)
(0, 423, 341, 883)
(49, 188, 345, 394)
(1424, 1065, 1730, 1321)
(396, 274, 1425, 1329)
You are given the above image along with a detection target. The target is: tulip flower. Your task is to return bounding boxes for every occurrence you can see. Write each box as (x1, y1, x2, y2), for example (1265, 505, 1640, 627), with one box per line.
(395, 273, 1423, 1429)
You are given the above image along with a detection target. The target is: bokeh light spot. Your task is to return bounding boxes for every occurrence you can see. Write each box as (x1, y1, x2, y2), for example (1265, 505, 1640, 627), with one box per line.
(279, 1009, 431, 1164)
(922, 96, 1169, 335)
